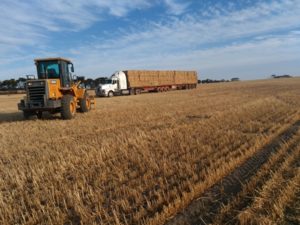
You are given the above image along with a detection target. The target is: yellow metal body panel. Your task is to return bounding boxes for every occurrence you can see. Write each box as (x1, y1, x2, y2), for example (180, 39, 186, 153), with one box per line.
(47, 79, 63, 99)
(75, 87, 85, 99)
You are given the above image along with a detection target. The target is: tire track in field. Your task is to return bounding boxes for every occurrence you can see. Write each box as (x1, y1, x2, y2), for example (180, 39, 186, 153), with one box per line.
(165, 120, 300, 225)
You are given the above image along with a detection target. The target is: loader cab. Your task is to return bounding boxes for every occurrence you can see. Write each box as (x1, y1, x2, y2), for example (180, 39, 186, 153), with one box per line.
(35, 58, 74, 87)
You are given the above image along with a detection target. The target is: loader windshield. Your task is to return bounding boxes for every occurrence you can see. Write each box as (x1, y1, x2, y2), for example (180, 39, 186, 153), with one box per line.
(37, 61, 60, 79)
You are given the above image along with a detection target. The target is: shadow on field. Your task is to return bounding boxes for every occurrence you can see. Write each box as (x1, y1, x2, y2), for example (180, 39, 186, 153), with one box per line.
(0, 112, 61, 123)
(0, 112, 23, 123)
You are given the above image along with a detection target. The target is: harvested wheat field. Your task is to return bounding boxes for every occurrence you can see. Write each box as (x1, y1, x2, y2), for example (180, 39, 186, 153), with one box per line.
(0, 78, 299, 225)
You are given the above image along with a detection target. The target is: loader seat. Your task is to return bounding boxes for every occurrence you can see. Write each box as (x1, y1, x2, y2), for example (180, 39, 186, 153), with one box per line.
(47, 68, 59, 78)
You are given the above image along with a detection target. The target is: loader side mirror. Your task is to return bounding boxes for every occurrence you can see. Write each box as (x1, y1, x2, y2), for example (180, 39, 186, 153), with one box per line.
(68, 63, 74, 73)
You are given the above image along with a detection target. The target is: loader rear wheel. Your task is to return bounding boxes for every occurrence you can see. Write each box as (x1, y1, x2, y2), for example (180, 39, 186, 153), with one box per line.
(61, 94, 76, 120)
(79, 93, 91, 112)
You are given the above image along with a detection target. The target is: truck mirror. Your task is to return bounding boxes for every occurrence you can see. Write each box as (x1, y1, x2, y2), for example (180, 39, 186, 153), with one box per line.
(71, 64, 74, 73)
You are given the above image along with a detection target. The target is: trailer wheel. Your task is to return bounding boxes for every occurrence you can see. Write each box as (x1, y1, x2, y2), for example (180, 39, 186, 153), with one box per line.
(79, 92, 91, 112)
(135, 89, 141, 95)
(130, 89, 135, 95)
(61, 94, 76, 120)
(108, 91, 114, 97)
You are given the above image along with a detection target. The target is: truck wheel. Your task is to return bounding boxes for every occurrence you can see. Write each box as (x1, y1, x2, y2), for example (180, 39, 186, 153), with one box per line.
(130, 89, 135, 95)
(79, 92, 91, 112)
(108, 91, 114, 97)
(23, 111, 35, 120)
(61, 94, 76, 120)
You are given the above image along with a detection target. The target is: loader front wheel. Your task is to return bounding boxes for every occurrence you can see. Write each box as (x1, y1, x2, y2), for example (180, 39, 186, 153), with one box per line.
(36, 111, 43, 119)
(79, 93, 91, 112)
(61, 94, 76, 120)
(23, 111, 35, 120)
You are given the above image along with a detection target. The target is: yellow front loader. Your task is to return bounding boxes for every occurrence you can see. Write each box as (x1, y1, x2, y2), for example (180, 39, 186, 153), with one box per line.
(18, 58, 95, 120)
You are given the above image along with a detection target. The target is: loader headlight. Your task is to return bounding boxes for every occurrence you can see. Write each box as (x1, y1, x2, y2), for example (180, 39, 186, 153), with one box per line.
(50, 80, 57, 84)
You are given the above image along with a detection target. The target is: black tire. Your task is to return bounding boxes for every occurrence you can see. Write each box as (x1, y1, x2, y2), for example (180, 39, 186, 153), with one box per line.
(108, 91, 114, 97)
(135, 89, 141, 95)
(23, 111, 35, 120)
(61, 94, 76, 120)
(79, 92, 91, 113)
(36, 111, 43, 119)
(130, 89, 135, 95)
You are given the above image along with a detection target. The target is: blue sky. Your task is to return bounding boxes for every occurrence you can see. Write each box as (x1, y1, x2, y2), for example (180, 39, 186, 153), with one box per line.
(0, 0, 300, 80)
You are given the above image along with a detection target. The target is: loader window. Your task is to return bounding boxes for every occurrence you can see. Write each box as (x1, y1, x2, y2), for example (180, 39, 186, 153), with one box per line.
(37, 61, 60, 79)
(61, 61, 72, 87)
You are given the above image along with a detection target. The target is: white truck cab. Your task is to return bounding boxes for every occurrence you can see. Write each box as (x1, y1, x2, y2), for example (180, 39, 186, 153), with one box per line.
(95, 71, 129, 97)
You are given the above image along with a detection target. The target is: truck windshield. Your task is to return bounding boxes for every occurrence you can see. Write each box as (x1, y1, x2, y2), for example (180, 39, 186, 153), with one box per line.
(99, 79, 112, 84)
(37, 61, 60, 79)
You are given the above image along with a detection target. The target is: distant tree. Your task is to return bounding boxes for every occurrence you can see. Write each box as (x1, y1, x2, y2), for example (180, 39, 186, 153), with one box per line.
(18, 77, 27, 82)
(271, 74, 292, 79)
(1, 79, 17, 89)
(231, 77, 240, 82)
(95, 77, 108, 86)
(200, 78, 230, 84)
(16, 77, 26, 89)
(82, 78, 96, 89)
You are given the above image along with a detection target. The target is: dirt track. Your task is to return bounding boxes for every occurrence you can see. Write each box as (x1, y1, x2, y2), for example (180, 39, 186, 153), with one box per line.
(166, 119, 300, 225)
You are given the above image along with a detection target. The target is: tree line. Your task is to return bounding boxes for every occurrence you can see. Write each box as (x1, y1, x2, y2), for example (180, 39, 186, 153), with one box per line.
(1, 74, 293, 90)
(0, 76, 108, 90)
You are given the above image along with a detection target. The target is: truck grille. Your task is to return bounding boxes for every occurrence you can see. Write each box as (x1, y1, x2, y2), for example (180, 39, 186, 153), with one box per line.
(27, 81, 46, 107)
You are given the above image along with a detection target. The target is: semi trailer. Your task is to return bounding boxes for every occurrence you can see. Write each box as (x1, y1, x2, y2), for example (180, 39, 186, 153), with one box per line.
(96, 70, 198, 97)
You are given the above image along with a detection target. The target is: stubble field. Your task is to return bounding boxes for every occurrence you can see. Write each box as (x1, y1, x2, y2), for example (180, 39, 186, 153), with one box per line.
(0, 78, 299, 225)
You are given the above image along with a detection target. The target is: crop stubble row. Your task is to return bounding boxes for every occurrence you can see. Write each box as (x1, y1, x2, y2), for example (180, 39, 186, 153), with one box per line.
(0, 79, 299, 224)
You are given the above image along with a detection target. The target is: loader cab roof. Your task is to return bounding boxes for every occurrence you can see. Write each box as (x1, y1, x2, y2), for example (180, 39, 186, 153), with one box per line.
(35, 58, 74, 87)
(34, 57, 72, 64)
